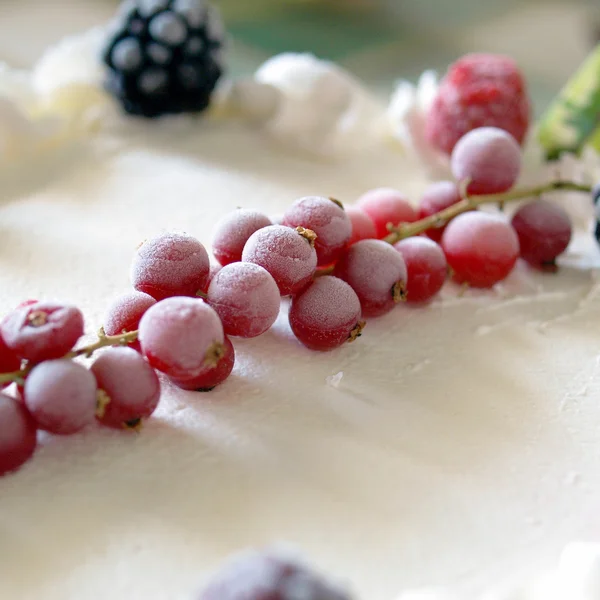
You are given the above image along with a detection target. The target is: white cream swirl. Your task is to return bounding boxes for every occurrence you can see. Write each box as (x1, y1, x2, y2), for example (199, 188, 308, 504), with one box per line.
(0, 28, 110, 163)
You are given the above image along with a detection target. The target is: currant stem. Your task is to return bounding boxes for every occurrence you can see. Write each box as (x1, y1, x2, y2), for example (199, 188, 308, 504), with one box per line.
(0, 329, 139, 385)
(65, 328, 139, 359)
(383, 180, 593, 244)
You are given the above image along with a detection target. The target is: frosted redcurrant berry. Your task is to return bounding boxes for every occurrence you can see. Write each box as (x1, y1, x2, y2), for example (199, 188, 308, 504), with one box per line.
(335, 239, 407, 317)
(212, 209, 272, 266)
(346, 206, 377, 246)
(170, 335, 234, 392)
(196, 547, 352, 600)
(131, 232, 210, 300)
(0, 333, 21, 389)
(242, 225, 317, 296)
(356, 188, 416, 239)
(1, 301, 84, 363)
(289, 276, 363, 351)
(451, 127, 522, 195)
(104, 291, 156, 351)
(442, 212, 519, 288)
(0, 393, 37, 476)
(139, 297, 225, 380)
(283, 197, 351, 266)
(92, 347, 161, 430)
(394, 237, 447, 303)
(510, 200, 572, 271)
(24, 360, 97, 435)
(418, 180, 463, 242)
(207, 262, 280, 338)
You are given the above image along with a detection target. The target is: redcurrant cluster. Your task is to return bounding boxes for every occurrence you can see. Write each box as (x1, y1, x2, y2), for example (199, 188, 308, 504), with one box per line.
(0, 125, 591, 478)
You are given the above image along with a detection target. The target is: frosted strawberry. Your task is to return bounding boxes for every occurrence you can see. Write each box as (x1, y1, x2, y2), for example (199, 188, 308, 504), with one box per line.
(426, 53, 531, 154)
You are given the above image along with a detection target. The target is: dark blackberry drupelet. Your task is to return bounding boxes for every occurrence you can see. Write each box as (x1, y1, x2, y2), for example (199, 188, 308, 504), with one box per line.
(102, 0, 225, 118)
(593, 183, 600, 244)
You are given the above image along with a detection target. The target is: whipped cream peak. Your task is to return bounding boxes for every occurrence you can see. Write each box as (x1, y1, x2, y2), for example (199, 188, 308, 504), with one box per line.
(253, 52, 387, 156)
(387, 70, 451, 178)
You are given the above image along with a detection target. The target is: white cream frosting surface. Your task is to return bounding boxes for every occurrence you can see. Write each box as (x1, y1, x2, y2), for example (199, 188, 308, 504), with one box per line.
(1, 29, 600, 600)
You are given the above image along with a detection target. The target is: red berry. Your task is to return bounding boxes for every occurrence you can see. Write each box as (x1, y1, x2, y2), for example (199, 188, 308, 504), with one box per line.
(425, 53, 530, 154)
(15, 300, 39, 310)
(418, 180, 463, 242)
(451, 127, 522, 195)
(289, 276, 363, 351)
(335, 239, 407, 317)
(131, 232, 210, 301)
(0, 333, 21, 389)
(104, 291, 156, 351)
(139, 297, 225, 380)
(212, 209, 271, 267)
(0, 393, 37, 476)
(394, 237, 447, 303)
(171, 335, 235, 392)
(207, 262, 280, 338)
(356, 188, 416, 239)
(511, 200, 572, 270)
(1, 301, 84, 363)
(24, 360, 97, 435)
(92, 347, 161, 430)
(197, 548, 352, 600)
(346, 206, 377, 245)
(283, 197, 351, 266)
(442, 212, 519, 288)
(204, 264, 222, 292)
(242, 225, 317, 296)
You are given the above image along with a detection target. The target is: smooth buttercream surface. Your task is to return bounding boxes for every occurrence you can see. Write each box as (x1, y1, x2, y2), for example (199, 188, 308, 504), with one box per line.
(0, 29, 600, 600)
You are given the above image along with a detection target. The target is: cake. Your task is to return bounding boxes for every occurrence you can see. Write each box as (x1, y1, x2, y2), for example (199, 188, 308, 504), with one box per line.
(1, 2, 600, 600)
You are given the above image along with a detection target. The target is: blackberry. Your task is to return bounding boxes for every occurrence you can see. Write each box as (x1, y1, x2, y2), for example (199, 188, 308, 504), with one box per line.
(102, 0, 225, 118)
(593, 183, 600, 244)
(197, 548, 352, 600)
